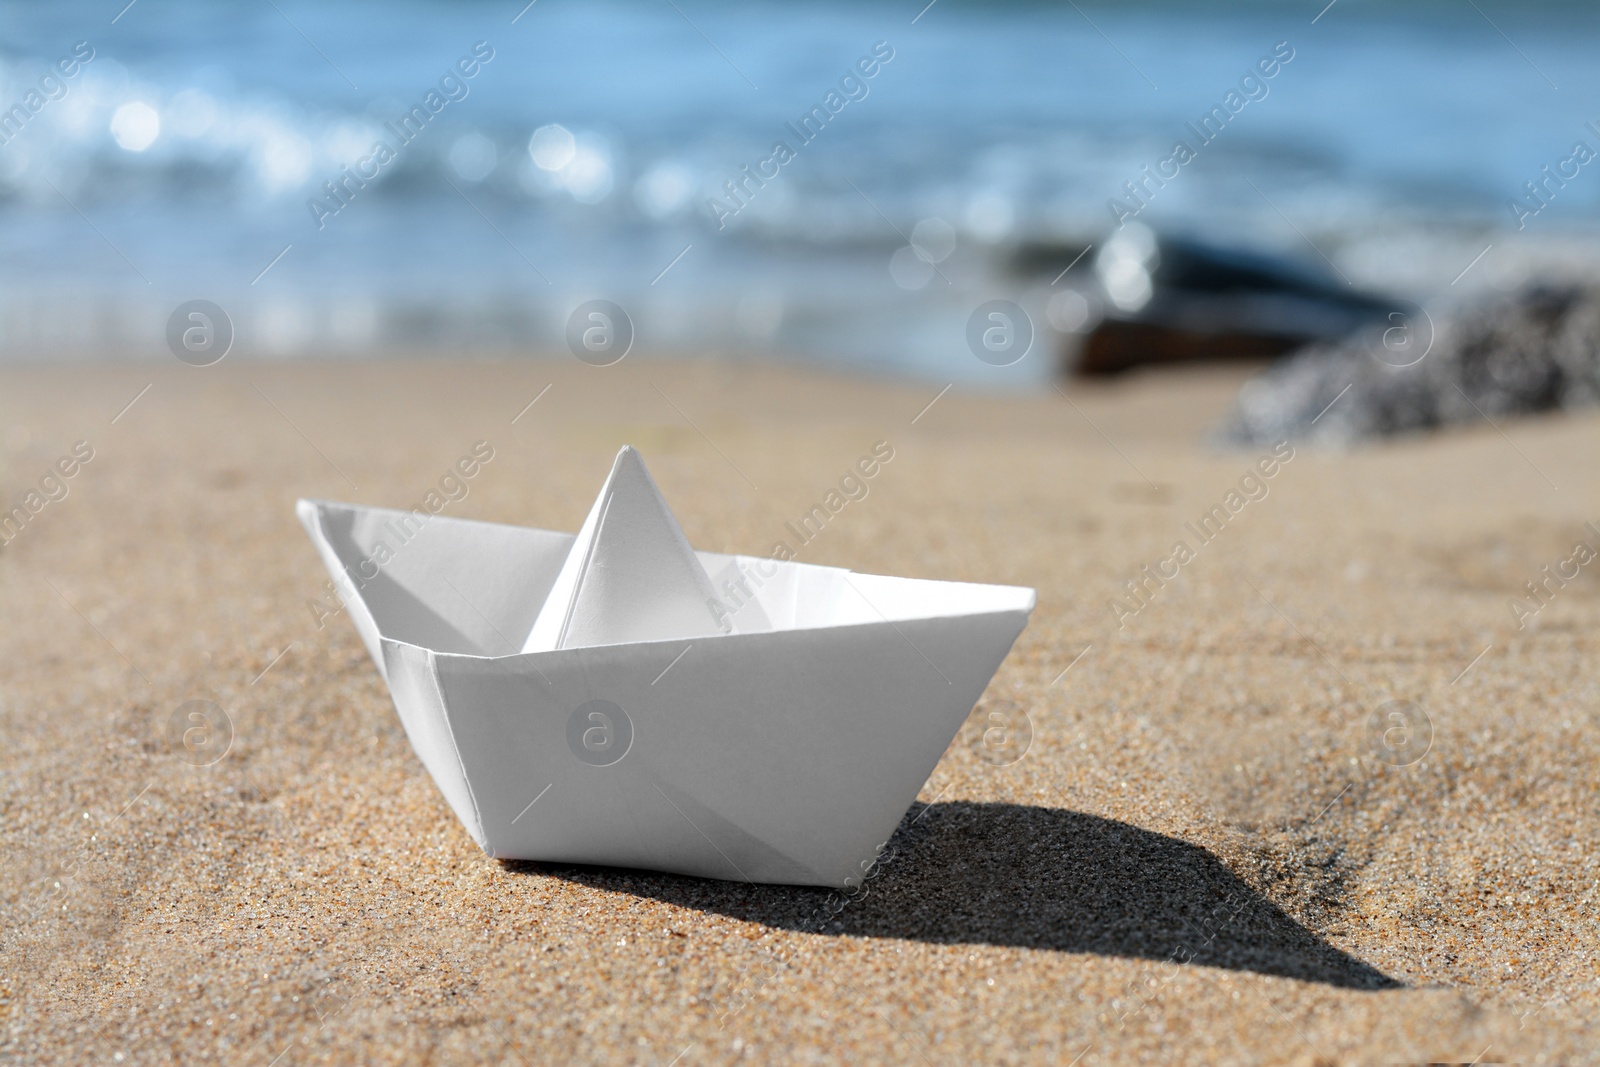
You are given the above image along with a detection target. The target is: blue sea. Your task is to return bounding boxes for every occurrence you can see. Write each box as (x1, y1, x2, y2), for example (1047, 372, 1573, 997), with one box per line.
(2, 0, 1598, 382)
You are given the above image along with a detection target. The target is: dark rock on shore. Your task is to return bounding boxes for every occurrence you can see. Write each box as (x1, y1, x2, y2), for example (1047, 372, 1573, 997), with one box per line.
(1217, 284, 1600, 446)
(1076, 232, 1400, 376)
(1014, 228, 1400, 376)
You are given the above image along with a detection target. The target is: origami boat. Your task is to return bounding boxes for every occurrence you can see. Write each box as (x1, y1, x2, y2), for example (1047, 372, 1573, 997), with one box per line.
(297, 447, 1034, 889)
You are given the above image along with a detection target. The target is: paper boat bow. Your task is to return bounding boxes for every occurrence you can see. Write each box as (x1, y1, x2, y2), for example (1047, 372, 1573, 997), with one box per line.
(298, 447, 1034, 888)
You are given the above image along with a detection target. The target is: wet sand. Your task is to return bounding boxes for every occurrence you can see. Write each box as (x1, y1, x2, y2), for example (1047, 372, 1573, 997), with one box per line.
(1, 356, 1596, 1065)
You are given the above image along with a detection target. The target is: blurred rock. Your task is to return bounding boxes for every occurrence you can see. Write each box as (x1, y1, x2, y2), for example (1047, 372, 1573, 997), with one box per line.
(1015, 226, 1399, 376)
(1217, 284, 1600, 446)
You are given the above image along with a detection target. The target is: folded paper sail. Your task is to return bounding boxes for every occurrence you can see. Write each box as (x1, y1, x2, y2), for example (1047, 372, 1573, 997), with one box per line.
(522, 447, 725, 653)
(297, 446, 1035, 889)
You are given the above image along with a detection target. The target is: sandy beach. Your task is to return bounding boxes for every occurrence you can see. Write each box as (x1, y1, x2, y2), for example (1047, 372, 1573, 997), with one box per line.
(2, 356, 1597, 1065)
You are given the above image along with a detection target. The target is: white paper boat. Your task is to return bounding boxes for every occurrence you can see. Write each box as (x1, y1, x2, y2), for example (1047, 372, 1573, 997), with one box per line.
(297, 447, 1034, 888)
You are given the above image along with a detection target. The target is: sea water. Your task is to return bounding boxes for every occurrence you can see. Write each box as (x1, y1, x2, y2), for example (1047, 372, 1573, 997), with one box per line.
(1, 0, 1597, 382)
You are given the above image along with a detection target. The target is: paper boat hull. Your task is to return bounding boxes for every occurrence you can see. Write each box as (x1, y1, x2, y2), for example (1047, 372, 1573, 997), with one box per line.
(300, 499, 1034, 889)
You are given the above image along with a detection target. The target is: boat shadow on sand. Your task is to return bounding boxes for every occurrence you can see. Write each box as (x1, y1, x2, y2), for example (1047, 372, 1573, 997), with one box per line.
(508, 800, 1398, 990)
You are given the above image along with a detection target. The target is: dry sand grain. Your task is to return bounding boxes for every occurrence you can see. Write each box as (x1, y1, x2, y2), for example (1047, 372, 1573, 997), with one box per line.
(0, 357, 1596, 1065)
